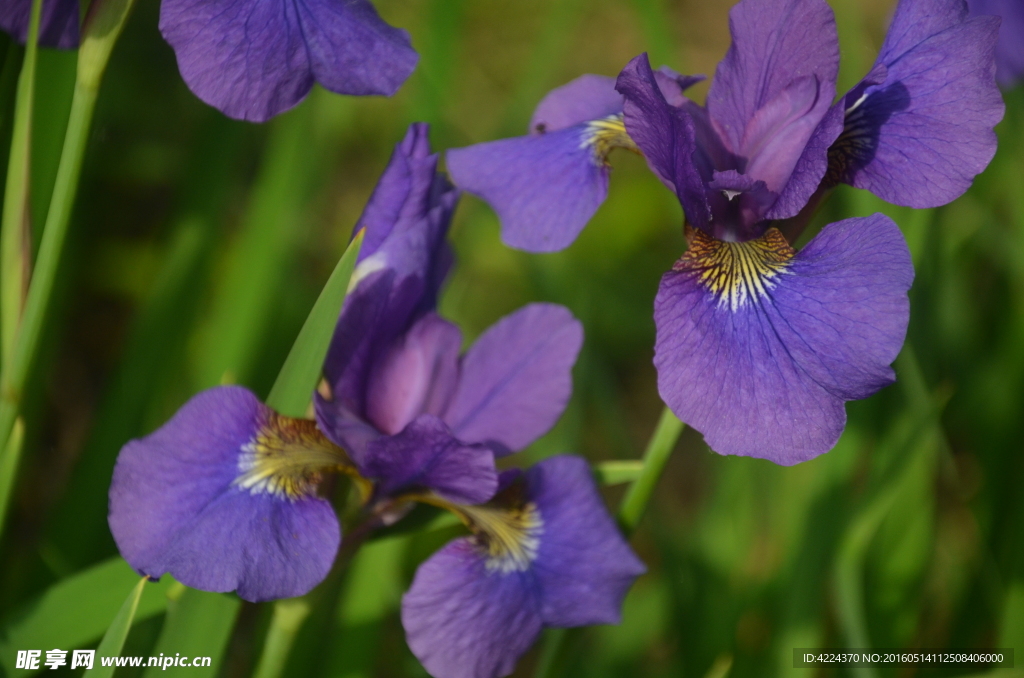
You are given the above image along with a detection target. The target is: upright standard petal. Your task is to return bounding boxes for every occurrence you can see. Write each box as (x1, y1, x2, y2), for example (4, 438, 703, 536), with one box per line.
(401, 455, 644, 678)
(362, 415, 497, 505)
(706, 0, 839, 154)
(0, 0, 78, 48)
(970, 0, 1024, 87)
(159, 0, 416, 122)
(446, 123, 622, 253)
(443, 304, 583, 455)
(826, 0, 1004, 207)
(617, 54, 711, 230)
(654, 215, 913, 464)
(317, 124, 457, 453)
(109, 387, 344, 601)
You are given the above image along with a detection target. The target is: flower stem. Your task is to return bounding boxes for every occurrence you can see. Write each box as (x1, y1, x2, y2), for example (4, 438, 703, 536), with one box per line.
(0, 0, 42, 367)
(535, 405, 685, 678)
(618, 406, 684, 535)
(0, 0, 137, 534)
(252, 600, 311, 678)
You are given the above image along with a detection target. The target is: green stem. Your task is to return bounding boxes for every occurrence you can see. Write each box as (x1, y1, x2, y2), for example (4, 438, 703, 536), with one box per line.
(0, 0, 42, 367)
(618, 406, 685, 535)
(253, 600, 312, 678)
(0, 0, 136, 533)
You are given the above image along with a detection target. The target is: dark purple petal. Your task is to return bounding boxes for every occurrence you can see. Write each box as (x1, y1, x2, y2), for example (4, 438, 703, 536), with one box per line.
(0, 0, 78, 49)
(159, 0, 416, 122)
(527, 456, 646, 626)
(294, 0, 417, 97)
(705, 170, 776, 241)
(654, 66, 707, 107)
(617, 53, 711, 229)
(317, 125, 457, 444)
(402, 540, 542, 678)
(109, 387, 340, 602)
(831, 0, 1004, 206)
(446, 127, 610, 253)
(654, 215, 913, 464)
(443, 304, 583, 456)
(706, 0, 839, 154)
(366, 313, 461, 435)
(528, 74, 624, 134)
(357, 123, 437, 260)
(970, 0, 1024, 87)
(362, 415, 497, 504)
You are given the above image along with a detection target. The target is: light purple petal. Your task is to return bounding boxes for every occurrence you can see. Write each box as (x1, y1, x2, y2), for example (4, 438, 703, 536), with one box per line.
(446, 127, 610, 253)
(834, 0, 1004, 206)
(654, 66, 707, 107)
(294, 0, 417, 97)
(654, 215, 913, 464)
(706, 0, 839, 154)
(443, 304, 583, 456)
(0, 0, 78, 48)
(366, 313, 462, 435)
(970, 0, 1024, 87)
(768, 101, 844, 219)
(402, 540, 542, 678)
(528, 456, 646, 627)
(362, 415, 497, 504)
(109, 387, 340, 602)
(529, 74, 624, 134)
(159, 0, 415, 121)
(617, 53, 711, 229)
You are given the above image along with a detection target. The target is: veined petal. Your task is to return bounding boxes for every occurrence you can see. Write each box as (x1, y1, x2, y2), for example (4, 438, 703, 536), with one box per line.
(969, 0, 1024, 87)
(401, 455, 643, 678)
(706, 0, 839, 154)
(529, 456, 646, 627)
(109, 387, 345, 602)
(443, 304, 583, 456)
(363, 415, 497, 505)
(0, 0, 78, 48)
(617, 54, 710, 229)
(654, 214, 913, 464)
(828, 0, 1004, 206)
(295, 0, 417, 97)
(402, 539, 542, 678)
(159, 0, 313, 122)
(446, 125, 623, 253)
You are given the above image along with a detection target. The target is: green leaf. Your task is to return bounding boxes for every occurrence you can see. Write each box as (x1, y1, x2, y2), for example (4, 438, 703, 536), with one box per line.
(265, 228, 364, 416)
(140, 588, 240, 678)
(82, 575, 148, 678)
(0, 557, 172, 675)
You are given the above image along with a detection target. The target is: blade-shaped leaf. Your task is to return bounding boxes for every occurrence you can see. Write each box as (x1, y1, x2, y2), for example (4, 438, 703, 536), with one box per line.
(83, 575, 148, 678)
(265, 228, 364, 417)
(0, 557, 172, 675)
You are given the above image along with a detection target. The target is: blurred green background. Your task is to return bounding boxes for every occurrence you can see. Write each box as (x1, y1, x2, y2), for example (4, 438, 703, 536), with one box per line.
(0, 0, 1022, 676)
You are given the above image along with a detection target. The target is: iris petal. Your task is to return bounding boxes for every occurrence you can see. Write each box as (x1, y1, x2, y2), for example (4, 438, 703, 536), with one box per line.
(654, 214, 913, 464)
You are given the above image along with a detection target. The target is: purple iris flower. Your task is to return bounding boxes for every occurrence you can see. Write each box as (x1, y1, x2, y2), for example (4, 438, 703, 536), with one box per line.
(159, 0, 418, 122)
(822, 0, 1004, 208)
(402, 455, 646, 678)
(0, 0, 78, 49)
(314, 124, 584, 499)
(445, 70, 703, 252)
(969, 0, 1024, 87)
(108, 386, 350, 601)
(619, 49, 915, 463)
